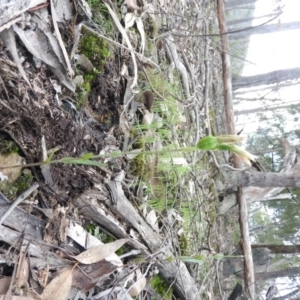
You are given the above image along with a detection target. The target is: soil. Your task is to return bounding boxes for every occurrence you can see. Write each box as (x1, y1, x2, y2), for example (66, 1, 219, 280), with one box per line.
(0, 1, 241, 299)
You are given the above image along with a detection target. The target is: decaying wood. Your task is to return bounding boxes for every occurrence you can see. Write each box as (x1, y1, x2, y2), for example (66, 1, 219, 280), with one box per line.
(74, 186, 200, 300)
(0, 27, 32, 88)
(0, 0, 46, 30)
(0, 224, 71, 269)
(0, 192, 42, 240)
(216, 0, 255, 298)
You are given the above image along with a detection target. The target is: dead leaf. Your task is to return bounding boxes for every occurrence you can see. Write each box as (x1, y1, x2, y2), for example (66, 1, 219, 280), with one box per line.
(54, 260, 117, 292)
(0, 0, 46, 30)
(65, 222, 123, 266)
(50, 0, 74, 77)
(128, 269, 146, 297)
(104, 3, 137, 89)
(0, 277, 11, 294)
(135, 17, 145, 55)
(146, 210, 159, 232)
(7, 297, 40, 300)
(0, 27, 32, 88)
(124, 13, 136, 30)
(52, 0, 73, 22)
(14, 250, 30, 293)
(124, 0, 142, 11)
(126, 148, 143, 160)
(13, 24, 74, 92)
(37, 265, 49, 288)
(142, 110, 153, 125)
(40, 265, 75, 300)
(73, 239, 129, 264)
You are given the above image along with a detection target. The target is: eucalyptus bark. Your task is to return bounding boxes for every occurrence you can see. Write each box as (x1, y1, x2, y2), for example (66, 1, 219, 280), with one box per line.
(217, 0, 255, 297)
(252, 244, 300, 254)
(233, 67, 300, 90)
(225, 170, 300, 189)
(255, 267, 300, 280)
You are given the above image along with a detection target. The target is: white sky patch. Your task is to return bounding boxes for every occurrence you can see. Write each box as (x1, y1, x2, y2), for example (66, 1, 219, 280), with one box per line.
(235, 0, 300, 135)
(242, 0, 300, 76)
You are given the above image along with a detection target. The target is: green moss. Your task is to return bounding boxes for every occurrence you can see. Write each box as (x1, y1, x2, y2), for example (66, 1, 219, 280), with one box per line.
(150, 275, 173, 300)
(77, 89, 88, 107)
(0, 140, 19, 155)
(178, 233, 189, 253)
(82, 82, 91, 93)
(1, 170, 33, 200)
(79, 27, 111, 71)
(76, 27, 112, 107)
(130, 154, 146, 177)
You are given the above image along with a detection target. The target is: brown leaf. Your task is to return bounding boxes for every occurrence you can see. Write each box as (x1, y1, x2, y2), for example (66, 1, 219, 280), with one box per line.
(0, 277, 11, 294)
(124, 0, 141, 11)
(54, 260, 117, 292)
(0, 296, 39, 300)
(73, 239, 129, 264)
(40, 265, 75, 300)
(128, 269, 146, 296)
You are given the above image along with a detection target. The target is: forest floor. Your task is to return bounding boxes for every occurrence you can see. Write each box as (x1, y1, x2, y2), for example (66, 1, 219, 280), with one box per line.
(0, 0, 242, 299)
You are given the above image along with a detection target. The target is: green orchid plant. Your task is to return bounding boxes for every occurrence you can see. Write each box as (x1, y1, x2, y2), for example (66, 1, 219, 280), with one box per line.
(0, 135, 257, 170)
(196, 135, 257, 166)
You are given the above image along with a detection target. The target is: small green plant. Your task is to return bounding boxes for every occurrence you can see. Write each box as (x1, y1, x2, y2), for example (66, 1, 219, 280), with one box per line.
(0, 140, 19, 155)
(79, 27, 110, 70)
(0, 135, 256, 172)
(0, 170, 33, 200)
(150, 274, 173, 300)
(196, 135, 257, 165)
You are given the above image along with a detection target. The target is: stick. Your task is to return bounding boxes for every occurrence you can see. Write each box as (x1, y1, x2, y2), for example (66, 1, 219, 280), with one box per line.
(0, 182, 39, 226)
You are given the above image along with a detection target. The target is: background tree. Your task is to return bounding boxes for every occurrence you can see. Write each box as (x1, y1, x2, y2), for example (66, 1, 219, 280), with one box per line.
(233, 68, 300, 90)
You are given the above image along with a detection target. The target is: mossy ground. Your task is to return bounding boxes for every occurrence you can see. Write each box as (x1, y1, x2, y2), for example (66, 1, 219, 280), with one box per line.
(0, 140, 33, 200)
(150, 274, 173, 300)
(76, 26, 112, 106)
(0, 140, 19, 155)
(2, 171, 33, 200)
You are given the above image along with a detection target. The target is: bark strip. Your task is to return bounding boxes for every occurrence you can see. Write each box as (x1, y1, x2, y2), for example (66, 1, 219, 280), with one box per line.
(216, 0, 255, 298)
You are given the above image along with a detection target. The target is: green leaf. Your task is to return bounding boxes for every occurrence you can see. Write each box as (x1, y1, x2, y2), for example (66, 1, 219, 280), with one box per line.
(110, 151, 122, 158)
(180, 255, 204, 263)
(60, 157, 106, 167)
(44, 147, 59, 164)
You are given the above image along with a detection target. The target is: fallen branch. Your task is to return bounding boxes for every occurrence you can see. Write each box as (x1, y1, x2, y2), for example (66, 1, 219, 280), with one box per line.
(74, 186, 200, 300)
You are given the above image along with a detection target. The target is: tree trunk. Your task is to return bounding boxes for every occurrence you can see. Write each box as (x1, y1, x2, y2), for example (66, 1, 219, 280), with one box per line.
(255, 267, 300, 280)
(234, 102, 300, 116)
(250, 224, 278, 235)
(252, 244, 300, 254)
(225, 170, 300, 188)
(273, 287, 300, 300)
(232, 67, 300, 90)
